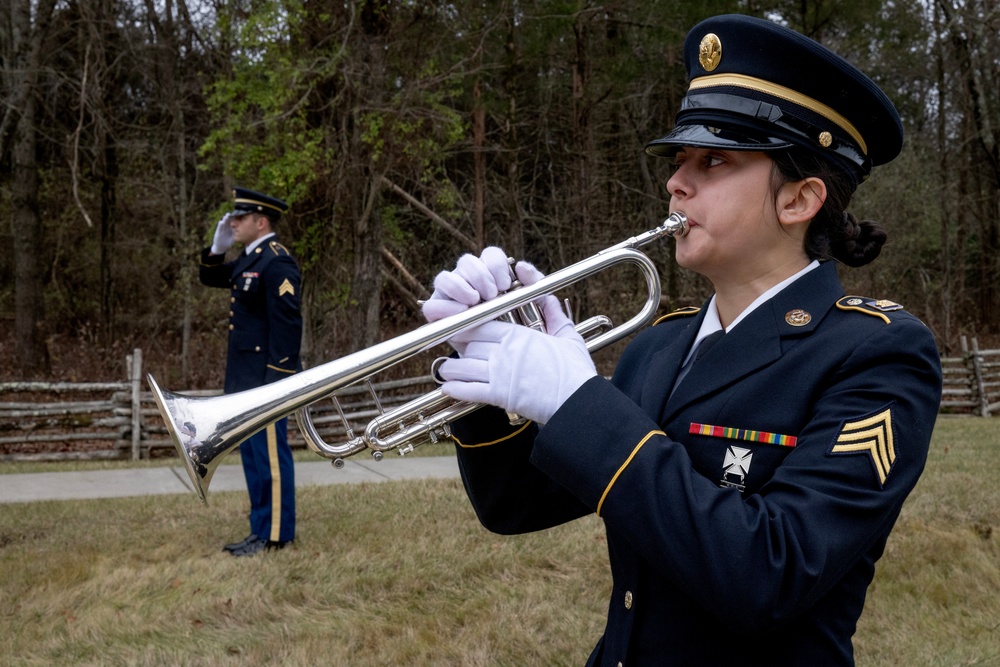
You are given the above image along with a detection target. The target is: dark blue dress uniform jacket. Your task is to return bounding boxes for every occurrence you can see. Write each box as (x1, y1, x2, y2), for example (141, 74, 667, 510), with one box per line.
(449, 261, 942, 667)
(199, 239, 302, 392)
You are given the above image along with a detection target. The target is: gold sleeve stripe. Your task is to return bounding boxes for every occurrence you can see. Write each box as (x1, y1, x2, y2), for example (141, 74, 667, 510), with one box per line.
(452, 421, 534, 448)
(267, 364, 297, 374)
(597, 429, 665, 517)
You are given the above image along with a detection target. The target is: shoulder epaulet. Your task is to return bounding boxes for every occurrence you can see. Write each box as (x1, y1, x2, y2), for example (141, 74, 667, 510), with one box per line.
(836, 296, 903, 324)
(652, 306, 701, 326)
(268, 241, 291, 256)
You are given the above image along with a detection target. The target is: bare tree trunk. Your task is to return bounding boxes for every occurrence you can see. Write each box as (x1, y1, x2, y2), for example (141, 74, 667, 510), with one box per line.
(350, 173, 384, 350)
(570, 12, 591, 269)
(347, 0, 390, 349)
(7, 0, 57, 375)
(502, 5, 525, 257)
(938, 0, 1000, 330)
(11, 89, 48, 374)
(176, 107, 192, 383)
(933, 1, 953, 348)
(473, 78, 486, 250)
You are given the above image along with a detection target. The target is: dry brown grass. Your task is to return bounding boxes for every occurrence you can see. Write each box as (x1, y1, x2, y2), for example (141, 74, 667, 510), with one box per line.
(1, 416, 997, 666)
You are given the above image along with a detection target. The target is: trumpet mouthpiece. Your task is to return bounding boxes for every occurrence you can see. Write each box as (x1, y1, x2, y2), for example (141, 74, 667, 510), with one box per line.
(664, 211, 689, 237)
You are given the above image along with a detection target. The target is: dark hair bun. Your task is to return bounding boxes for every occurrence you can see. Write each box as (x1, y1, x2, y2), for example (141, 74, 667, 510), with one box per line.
(831, 213, 886, 267)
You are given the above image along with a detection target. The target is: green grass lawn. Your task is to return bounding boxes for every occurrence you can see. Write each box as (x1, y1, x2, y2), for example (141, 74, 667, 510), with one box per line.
(0, 417, 997, 666)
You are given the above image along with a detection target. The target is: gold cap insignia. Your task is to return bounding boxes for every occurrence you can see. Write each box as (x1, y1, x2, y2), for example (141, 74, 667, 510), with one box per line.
(278, 278, 295, 297)
(785, 309, 812, 327)
(699, 33, 722, 72)
(819, 131, 833, 148)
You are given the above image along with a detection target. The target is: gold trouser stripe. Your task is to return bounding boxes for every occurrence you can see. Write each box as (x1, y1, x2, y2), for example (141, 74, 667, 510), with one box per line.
(688, 73, 867, 154)
(597, 430, 665, 517)
(266, 424, 282, 541)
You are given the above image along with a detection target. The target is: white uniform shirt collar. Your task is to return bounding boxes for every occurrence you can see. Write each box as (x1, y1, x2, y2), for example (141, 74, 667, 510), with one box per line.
(683, 260, 820, 366)
(244, 232, 276, 255)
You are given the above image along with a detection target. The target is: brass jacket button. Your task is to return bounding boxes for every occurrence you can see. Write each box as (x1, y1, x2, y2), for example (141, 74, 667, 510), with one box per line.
(624, 590, 633, 610)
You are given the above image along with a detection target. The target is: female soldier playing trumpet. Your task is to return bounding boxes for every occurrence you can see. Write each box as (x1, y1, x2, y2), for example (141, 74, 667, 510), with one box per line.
(422, 14, 943, 667)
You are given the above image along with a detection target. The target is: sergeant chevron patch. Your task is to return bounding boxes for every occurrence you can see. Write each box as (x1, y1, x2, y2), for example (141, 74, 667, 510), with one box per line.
(279, 278, 295, 297)
(829, 407, 896, 487)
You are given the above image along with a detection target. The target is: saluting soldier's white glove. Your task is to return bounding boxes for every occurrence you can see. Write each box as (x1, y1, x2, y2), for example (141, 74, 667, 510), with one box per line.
(210, 213, 235, 255)
(437, 292, 597, 426)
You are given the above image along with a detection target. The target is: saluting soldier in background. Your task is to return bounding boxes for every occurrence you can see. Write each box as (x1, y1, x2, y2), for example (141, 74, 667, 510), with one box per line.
(199, 187, 302, 557)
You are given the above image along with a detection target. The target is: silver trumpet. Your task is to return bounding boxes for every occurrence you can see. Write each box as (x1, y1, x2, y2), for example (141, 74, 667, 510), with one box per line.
(147, 212, 688, 502)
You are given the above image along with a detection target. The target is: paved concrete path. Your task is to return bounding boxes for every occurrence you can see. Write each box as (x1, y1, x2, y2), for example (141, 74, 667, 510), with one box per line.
(0, 456, 460, 504)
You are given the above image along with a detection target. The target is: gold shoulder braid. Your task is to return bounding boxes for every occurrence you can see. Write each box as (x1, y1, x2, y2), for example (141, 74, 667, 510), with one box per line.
(836, 296, 903, 324)
(653, 306, 701, 326)
(268, 241, 291, 256)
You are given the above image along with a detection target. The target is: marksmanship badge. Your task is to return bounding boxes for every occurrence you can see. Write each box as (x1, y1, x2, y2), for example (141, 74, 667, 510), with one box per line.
(720, 445, 753, 492)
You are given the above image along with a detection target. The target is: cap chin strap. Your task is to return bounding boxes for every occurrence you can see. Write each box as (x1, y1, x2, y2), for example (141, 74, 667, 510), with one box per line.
(233, 197, 285, 214)
(689, 73, 866, 154)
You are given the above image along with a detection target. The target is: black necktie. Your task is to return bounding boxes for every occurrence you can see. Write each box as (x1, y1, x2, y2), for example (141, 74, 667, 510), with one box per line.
(692, 330, 725, 365)
(671, 330, 725, 398)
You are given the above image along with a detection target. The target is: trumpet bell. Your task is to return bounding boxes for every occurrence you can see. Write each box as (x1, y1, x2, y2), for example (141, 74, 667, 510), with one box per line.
(147, 378, 217, 502)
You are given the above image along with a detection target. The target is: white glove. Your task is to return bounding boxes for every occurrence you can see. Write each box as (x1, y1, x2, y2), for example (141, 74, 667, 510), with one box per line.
(210, 213, 234, 255)
(422, 246, 514, 323)
(437, 294, 597, 425)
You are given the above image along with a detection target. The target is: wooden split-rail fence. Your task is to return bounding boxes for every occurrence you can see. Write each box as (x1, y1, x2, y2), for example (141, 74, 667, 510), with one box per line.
(0, 349, 440, 463)
(1, 339, 998, 463)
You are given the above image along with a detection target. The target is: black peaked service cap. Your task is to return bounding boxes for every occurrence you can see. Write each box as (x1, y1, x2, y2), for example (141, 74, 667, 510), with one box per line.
(231, 187, 289, 220)
(645, 14, 903, 186)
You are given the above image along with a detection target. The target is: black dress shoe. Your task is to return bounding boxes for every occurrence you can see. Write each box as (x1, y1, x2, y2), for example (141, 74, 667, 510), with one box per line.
(223, 534, 257, 553)
(230, 536, 291, 557)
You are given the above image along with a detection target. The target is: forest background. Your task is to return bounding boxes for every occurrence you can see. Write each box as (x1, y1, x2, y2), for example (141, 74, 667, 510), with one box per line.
(2, 0, 998, 390)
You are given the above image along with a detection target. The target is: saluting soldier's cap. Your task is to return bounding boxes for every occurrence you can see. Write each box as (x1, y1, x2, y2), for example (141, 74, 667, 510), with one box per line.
(645, 14, 903, 186)
(231, 187, 289, 221)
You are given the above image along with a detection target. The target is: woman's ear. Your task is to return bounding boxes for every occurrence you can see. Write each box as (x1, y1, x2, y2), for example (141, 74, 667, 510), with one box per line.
(777, 176, 827, 226)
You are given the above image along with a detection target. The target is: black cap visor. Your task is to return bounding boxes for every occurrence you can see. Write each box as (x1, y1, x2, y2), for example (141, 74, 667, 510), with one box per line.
(645, 123, 793, 158)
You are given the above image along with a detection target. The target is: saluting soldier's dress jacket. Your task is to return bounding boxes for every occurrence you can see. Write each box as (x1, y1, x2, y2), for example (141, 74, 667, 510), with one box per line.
(199, 239, 302, 393)
(449, 261, 942, 667)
